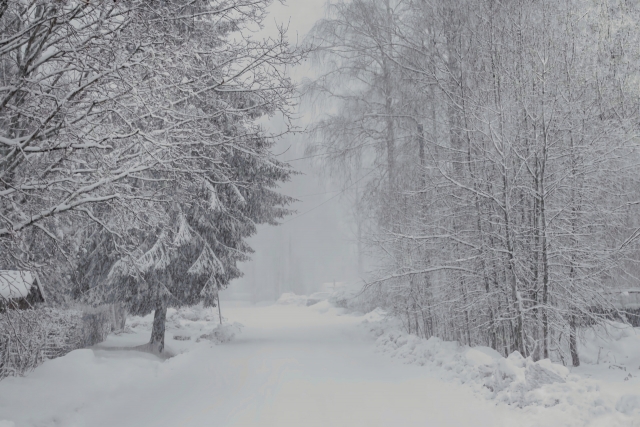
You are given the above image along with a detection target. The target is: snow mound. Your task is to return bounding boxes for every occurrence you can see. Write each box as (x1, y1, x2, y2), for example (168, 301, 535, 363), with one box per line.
(615, 394, 640, 415)
(306, 292, 332, 306)
(198, 322, 243, 344)
(484, 351, 571, 400)
(579, 321, 640, 366)
(308, 299, 332, 313)
(276, 293, 308, 306)
(365, 317, 632, 419)
(465, 346, 502, 367)
(361, 307, 387, 323)
(307, 299, 346, 316)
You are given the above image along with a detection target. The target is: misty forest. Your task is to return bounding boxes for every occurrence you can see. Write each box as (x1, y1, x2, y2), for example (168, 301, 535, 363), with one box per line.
(2, 1, 640, 426)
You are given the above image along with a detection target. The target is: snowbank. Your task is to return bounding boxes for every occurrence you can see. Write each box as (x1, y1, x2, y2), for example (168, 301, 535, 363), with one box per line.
(579, 321, 640, 367)
(363, 310, 640, 425)
(361, 307, 387, 323)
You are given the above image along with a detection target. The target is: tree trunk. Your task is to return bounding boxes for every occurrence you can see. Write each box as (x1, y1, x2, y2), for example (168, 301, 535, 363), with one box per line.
(150, 304, 167, 353)
(569, 315, 580, 367)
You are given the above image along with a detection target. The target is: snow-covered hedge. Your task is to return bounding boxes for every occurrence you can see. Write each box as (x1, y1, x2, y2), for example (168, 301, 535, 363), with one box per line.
(1, 309, 79, 379)
(0, 305, 122, 379)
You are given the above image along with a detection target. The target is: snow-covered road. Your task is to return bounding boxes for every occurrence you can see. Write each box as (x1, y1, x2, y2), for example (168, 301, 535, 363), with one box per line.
(0, 303, 585, 426)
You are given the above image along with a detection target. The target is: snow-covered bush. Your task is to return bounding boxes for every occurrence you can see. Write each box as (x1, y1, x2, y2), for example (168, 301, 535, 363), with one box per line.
(0, 308, 80, 379)
(0, 305, 120, 380)
(198, 322, 244, 344)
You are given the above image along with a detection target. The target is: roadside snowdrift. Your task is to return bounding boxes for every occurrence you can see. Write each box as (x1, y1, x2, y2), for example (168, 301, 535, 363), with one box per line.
(363, 311, 640, 424)
(579, 322, 640, 369)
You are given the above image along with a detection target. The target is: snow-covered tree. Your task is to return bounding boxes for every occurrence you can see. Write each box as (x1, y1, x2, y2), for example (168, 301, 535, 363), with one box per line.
(306, 0, 640, 365)
(1, 0, 300, 354)
(83, 0, 298, 352)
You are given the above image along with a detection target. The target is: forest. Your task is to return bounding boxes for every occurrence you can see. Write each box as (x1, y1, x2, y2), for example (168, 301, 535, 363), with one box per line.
(304, 0, 640, 367)
(2, 0, 640, 389)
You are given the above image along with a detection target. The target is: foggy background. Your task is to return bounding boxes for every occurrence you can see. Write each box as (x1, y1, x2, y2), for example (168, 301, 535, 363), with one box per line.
(223, 0, 361, 301)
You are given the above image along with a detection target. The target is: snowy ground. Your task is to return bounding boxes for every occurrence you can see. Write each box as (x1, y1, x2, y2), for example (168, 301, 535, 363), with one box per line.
(0, 299, 638, 427)
(365, 309, 640, 427)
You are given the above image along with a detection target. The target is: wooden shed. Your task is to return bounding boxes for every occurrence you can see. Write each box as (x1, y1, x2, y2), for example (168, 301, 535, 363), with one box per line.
(0, 270, 46, 310)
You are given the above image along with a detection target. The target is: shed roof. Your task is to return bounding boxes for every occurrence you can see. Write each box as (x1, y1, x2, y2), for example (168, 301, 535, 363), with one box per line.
(0, 271, 45, 301)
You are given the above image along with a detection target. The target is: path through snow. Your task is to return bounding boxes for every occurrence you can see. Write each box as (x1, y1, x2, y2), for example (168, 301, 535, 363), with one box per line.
(0, 302, 629, 426)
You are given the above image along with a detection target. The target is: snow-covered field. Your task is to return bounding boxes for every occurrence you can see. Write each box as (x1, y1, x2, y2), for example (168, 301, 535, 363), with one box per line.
(0, 298, 638, 427)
